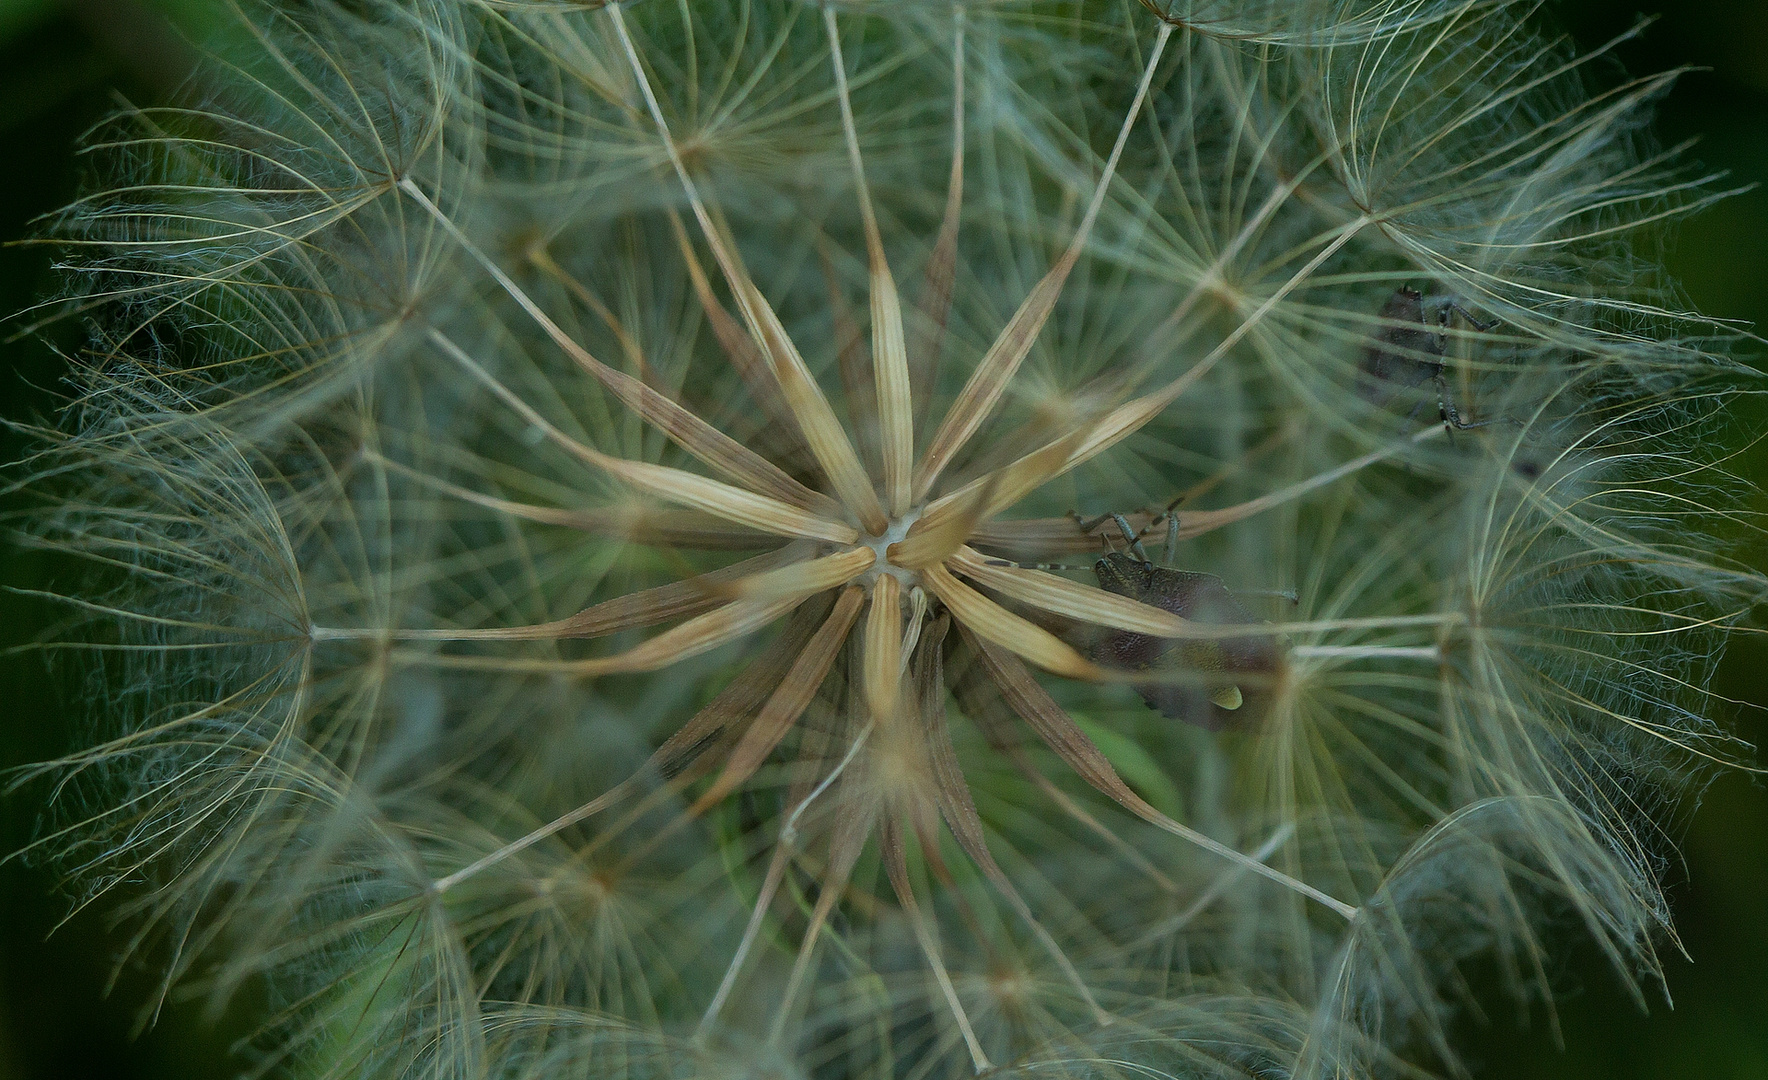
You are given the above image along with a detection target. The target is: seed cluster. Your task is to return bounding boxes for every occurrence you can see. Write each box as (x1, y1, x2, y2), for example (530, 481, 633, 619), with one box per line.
(16, 2, 1763, 1078)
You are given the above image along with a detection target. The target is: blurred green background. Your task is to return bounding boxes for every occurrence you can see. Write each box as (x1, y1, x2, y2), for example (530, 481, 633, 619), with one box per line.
(0, 2, 1762, 1077)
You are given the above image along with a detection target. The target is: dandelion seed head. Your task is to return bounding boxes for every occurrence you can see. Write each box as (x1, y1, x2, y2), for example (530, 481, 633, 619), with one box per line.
(11, 0, 1766, 1078)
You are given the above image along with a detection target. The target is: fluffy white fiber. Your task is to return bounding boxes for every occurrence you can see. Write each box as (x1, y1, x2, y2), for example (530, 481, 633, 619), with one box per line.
(10, 2, 1765, 1078)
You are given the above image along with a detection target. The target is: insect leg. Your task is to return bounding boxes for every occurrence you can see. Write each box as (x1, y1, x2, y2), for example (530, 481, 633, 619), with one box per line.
(1434, 371, 1494, 432)
(1110, 513, 1150, 563)
(1072, 510, 1115, 536)
(1444, 299, 1498, 332)
(1128, 495, 1185, 550)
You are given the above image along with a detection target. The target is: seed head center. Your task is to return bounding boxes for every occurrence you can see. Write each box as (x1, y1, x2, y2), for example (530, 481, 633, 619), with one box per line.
(861, 507, 923, 590)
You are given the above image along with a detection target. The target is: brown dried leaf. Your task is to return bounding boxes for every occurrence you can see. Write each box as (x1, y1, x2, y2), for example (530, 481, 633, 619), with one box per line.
(730, 260, 889, 534)
(532, 253, 835, 516)
(824, 5, 912, 516)
(921, 363, 1217, 530)
(870, 261, 914, 518)
(568, 593, 808, 676)
(885, 464, 1007, 570)
(968, 514, 1146, 559)
(912, 426, 1087, 540)
(910, 251, 1080, 503)
(653, 594, 838, 778)
(598, 454, 856, 544)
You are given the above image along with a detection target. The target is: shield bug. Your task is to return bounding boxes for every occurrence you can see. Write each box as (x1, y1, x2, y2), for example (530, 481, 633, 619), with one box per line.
(1079, 509, 1285, 730)
(1358, 284, 1497, 430)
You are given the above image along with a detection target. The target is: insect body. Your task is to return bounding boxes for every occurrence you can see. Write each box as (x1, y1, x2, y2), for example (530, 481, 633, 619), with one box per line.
(1083, 511, 1283, 730)
(1358, 285, 1496, 430)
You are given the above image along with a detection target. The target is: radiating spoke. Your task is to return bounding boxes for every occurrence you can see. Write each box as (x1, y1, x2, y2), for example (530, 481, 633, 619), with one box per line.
(400, 593, 805, 676)
(964, 630, 1358, 920)
(948, 545, 1199, 638)
(914, 614, 1107, 1023)
(689, 586, 866, 811)
(887, 463, 1020, 570)
(367, 452, 776, 549)
(669, 210, 808, 455)
(922, 563, 1102, 680)
(400, 179, 835, 517)
(922, 215, 1374, 526)
(768, 783, 872, 1046)
(913, 22, 1175, 501)
(958, 671, 1179, 895)
(720, 546, 875, 602)
(910, 6, 966, 430)
(389, 551, 869, 676)
(965, 425, 1442, 562)
(826, 6, 914, 517)
(909, 428, 1089, 549)
(359, 545, 806, 642)
(609, 4, 887, 533)
(426, 600, 836, 896)
(864, 572, 903, 727)
(429, 330, 858, 544)
(879, 818, 991, 1073)
(1165, 426, 1443, 538)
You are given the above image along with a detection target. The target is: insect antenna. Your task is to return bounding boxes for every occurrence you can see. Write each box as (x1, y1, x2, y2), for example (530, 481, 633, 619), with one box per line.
(980, 557, 1091, 572)
(1235, 588, 1302, 607)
